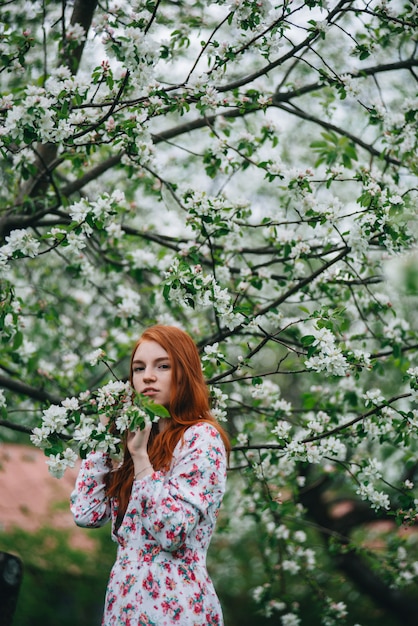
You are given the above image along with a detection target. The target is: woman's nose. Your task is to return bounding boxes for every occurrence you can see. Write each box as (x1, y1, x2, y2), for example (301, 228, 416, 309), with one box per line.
(143, 368, 156, 381)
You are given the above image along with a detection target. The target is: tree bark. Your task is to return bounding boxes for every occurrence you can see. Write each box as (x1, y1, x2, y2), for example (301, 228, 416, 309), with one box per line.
(16, 0, 99, 204)
(0, 552, 23, 626)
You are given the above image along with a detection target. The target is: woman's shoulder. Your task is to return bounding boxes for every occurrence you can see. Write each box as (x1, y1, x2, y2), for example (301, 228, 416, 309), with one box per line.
(170, 422, 225, 457)
(170, 421, 228, 469)
(184, 420, 223, 443)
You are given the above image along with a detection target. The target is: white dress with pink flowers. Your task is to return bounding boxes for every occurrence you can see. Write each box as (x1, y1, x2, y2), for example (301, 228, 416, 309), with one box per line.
(70, 422, 227, 626)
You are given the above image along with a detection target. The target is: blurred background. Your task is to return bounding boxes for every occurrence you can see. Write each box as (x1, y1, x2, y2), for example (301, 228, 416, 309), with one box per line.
(1, 441, 414, 626)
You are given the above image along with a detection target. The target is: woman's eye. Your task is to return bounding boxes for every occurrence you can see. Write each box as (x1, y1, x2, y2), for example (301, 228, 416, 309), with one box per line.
(133, 366, 144, 372)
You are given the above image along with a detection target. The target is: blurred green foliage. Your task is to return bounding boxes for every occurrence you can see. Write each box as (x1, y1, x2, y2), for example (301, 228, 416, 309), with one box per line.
(1, 512, 414, 626)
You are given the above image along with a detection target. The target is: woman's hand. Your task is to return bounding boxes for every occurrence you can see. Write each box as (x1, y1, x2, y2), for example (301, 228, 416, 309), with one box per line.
(127, 425, 153, 477)
(127, 424, 151, 456)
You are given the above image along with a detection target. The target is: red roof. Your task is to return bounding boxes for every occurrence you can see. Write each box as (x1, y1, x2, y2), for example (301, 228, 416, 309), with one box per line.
(0, 443, 94, 549)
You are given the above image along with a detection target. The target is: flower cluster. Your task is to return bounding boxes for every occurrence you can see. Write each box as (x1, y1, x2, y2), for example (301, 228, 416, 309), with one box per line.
(304, 326, 349, 377)
(163, 258, 234, 322)
(0, 229, 40, 267)
(30, 379, 169, 478)
(356, 482, 390, 511)
(210, 386, 229, 423)
(1, 0, 418, 622)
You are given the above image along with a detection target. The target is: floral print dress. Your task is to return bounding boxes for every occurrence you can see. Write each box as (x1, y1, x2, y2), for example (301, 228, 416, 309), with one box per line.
(70, 422, 227, 626)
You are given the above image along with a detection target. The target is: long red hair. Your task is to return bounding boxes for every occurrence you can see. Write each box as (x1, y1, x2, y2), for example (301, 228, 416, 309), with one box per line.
(106, 325, 230, 515)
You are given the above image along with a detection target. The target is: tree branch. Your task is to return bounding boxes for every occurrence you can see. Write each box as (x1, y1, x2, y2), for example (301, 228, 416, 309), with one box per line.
(274, 102, 401, 166)
(231, 393, 412, 453)
(0, 373, 61, 405)
(217, 0, 355, 93)
(0, 419, 33, 436)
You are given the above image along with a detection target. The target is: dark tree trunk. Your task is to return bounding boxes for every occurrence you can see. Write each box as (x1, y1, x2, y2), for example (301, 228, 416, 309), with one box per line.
(300, 478, 418, 626)
(0, 552, 23, 626)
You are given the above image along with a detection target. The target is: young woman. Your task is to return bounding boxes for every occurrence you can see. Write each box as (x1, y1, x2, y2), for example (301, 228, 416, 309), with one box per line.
(71, 325, 230, 626)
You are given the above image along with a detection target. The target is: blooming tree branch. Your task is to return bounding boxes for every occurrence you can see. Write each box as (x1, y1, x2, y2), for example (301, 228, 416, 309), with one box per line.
(1, 0, 418, 622)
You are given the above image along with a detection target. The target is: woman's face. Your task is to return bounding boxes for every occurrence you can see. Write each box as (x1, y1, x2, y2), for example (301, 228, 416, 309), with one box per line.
(131, 340, 172, 409)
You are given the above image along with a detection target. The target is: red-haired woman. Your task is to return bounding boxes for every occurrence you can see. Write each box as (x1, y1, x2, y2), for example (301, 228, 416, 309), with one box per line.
(71, 325, 230, 626)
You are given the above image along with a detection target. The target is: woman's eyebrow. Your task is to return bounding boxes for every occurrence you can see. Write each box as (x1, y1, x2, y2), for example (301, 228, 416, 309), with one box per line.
(132, 357, 170, 365)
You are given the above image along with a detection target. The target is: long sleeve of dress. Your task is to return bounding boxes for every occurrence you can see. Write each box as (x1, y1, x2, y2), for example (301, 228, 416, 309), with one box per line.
(129, 421, 227, 552)
(70, 450, 112, 528)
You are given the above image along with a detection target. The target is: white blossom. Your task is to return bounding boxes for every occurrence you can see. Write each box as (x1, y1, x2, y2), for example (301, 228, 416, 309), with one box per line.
(282, 560, 300, 574)
(281, 613, 301, 626)
(46, 448, 78, 479)
(271, 420, 292, 439)
(236, 432, 248, 445)
(86, 348, 106, 366)
(16, 339, 36, 363)
(115, 409, 134, 432)
(73, 420, 96, 446)
(305, 348, 348, 377)
(252, 583, 269, 603)
(96, 380, 130, 409)
(294, 530, 307, 543)
(66, 232, 87, 254)
(68, 198, 90, 223)
(356, 483, 390, 510)
(2, 229, 40, 258)
(62, 352, 80, 373)
(95, 431, 121, 455)
(272, 398, 292, 415)
(129, 248, 157, 269)
(30, 425, 52, 448)
(202, 343, 224, 364)
(363, 388, 385, 406)
(339, 73, 361, 98)
(41, 404, 69, 433)
(116, 285, 141, 318)
(211, 406, 228, 422)
(275, 524, 290, 540)
(62, 397, 80, 411)
(358, 458, 383, 481)
(66, 23, 86, 42)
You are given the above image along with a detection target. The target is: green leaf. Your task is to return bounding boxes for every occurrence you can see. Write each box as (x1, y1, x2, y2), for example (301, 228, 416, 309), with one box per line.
(301, 335, 315, 346)
(136, 394, 170, 419)
(12, 331, 23, 350)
